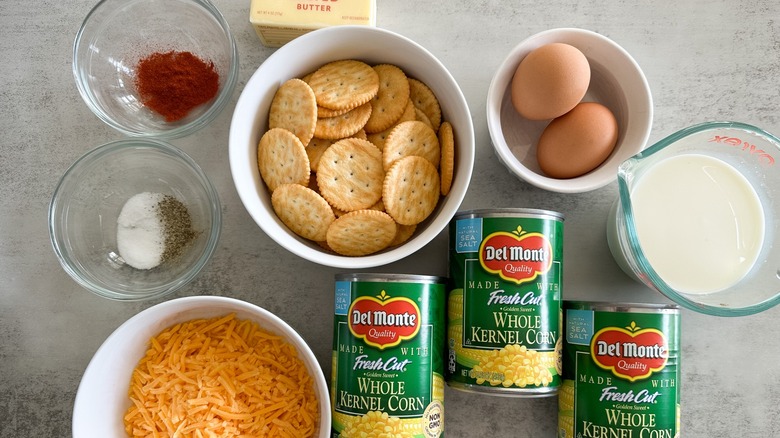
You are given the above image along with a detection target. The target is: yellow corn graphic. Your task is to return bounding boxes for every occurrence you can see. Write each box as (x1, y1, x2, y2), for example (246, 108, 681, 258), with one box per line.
(432, 372, 445, 401)
(448, 288, 463, 322)
(448, 323, 496, 368)
(558, 379, 575, 437)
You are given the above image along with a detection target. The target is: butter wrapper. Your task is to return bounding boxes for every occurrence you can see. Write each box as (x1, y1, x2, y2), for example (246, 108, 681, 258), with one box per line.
(250, 0, 376, 48)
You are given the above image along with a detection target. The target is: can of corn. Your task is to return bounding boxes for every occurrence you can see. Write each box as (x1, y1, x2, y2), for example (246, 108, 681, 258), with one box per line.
(559, 301, 681, 438)
(446, 208, 564, 397)
(332, 273, 446, 438)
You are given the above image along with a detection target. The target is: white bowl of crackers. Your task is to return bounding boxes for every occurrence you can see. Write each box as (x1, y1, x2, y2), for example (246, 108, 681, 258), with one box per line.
(73, 296, 329, 438)
(229, 26, 474, 268)
(487, 28, 653, 193)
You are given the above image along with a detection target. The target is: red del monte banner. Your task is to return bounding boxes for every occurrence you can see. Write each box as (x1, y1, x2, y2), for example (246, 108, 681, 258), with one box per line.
(590, 321, 669, 381)
(479, 230, 553, 284)
(348, 290, 421, 349)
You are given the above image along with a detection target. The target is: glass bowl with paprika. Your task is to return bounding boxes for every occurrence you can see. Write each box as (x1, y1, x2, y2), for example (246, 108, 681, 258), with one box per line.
(48, 139, 222, 301)
(73, 0, 238, 139)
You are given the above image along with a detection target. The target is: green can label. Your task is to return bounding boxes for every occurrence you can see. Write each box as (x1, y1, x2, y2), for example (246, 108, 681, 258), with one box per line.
(332, 274, 445, 438)
(559, 302, 681, 438)
(447, 209, 563, 396)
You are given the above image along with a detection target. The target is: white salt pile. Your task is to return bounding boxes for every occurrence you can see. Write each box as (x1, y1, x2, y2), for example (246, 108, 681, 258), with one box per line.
(116, 192, 166, 270)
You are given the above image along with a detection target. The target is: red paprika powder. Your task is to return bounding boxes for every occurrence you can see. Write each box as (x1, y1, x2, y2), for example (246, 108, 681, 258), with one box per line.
(134, 51, 220, 123)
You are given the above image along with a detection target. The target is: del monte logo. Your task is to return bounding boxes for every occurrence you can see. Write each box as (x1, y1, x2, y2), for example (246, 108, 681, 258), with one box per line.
(479, 226, 553, 284)
(590, 321, 669, 381)
(349, 290, 420, 349)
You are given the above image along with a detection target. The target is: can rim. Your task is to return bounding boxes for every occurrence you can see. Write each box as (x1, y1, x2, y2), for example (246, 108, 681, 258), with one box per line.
(453, 208, 564, 221)
(564, 300, 680, 314)
(334, 273, 448, 283)
(447, 381, 559, 397)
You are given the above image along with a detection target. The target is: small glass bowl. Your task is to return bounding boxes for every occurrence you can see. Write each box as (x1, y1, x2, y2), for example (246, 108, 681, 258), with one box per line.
(73, 0, 238, 139)
(49, 139, 221, 301)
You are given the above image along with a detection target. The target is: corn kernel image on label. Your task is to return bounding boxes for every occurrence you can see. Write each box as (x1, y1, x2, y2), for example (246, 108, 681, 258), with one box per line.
(333, 274, 446, 438)
(559, 301, 681, 438)
(447, 209, 563, 397)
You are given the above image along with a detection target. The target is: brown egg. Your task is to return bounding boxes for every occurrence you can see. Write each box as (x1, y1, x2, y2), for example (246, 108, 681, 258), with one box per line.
(536, 102, 618, 179)
(511, 43, 591, 121)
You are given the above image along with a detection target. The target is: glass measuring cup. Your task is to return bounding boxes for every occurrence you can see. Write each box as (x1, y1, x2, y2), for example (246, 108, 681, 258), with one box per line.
(607, 122, 780, 316)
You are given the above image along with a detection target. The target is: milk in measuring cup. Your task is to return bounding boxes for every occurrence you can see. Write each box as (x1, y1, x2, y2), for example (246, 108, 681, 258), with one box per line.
(630, 153, 765, 294)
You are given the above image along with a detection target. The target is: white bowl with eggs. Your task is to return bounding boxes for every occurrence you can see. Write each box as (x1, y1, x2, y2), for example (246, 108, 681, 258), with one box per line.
(229, 26, 474, 268)
(487, 28, 653, 193)
(72, 296, 330, 437)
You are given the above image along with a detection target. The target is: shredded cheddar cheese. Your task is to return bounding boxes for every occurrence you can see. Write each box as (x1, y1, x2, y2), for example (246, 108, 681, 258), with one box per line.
(123, 313, 319, 437)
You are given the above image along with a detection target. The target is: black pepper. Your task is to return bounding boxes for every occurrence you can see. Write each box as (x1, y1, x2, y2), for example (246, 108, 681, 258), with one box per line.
(158, 195, 197, 264)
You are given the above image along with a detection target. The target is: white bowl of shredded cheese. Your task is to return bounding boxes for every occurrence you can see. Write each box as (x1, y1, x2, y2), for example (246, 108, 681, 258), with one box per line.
(72, 296, 330, 437)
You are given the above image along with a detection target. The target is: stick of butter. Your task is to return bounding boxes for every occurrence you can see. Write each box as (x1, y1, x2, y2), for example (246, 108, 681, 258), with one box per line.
(250, 0, 377, 48)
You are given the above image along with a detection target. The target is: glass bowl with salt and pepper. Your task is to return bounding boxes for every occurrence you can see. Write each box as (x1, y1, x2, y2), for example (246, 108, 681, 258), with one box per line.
(48, 139, 221, 301)
(72, 0, 239, 139)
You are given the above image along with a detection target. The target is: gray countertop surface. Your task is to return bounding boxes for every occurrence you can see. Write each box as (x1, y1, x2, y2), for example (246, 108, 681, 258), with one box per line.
(2, 0, 779, 436)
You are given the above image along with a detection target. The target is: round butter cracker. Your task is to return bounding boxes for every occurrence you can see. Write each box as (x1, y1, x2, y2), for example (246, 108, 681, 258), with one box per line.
(409, 78, 442, 131)
(438, 121, 455, 196)
(268, 78, 317, 146)
(364, 64, 410, 134)
(326, 210, 397, 256)
(352, 129, 368, 140)
(383, 120, 441, 170)
(415, 107, 433, 130)
(314, 102, 372, 140)
(383, 155, 441, 226)
(317, 138, 385, 212)
(305, 137, 334, 173)
(367, 99, 416, 151)
(317, 105, 350, 118)
(271, 183, 335, 242)
(308, 60, 379, 110)
(390, 223, 417, 247)
(257, 128, 310, 192)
